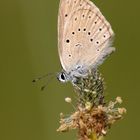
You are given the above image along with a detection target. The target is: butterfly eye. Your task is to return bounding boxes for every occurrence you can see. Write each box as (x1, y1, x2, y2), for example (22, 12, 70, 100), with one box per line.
(57, 72, 67, 83)
(61, 73, 65, 80)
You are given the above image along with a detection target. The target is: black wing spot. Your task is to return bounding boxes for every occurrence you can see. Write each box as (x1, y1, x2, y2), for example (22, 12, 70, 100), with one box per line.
(103, 35, 106, 38)
(99, 28, 102, 31)
(96, 41, 99, 44)
(66, 39, 70, 43)
(82, 15, 85, 17)
(65, 14, 68, 17)
(89, 16, 91, 18)
(75, 17, 77, 21)
(69, 54, 71, 57)
(80, 4, 82, 6)
(83, 28, 86, 31)
(90, 39, 93, 42)
(78, 28, 81, 31)
(72, 32, 75, 34)
(97, 49, 100, 51)
(95, 21, 97, 24)
(88, 32, 91, 35)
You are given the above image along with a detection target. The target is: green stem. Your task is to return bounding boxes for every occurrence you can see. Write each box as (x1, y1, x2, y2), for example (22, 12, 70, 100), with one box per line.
(89, 132, 97, 140)
(89, 133, 104, 140)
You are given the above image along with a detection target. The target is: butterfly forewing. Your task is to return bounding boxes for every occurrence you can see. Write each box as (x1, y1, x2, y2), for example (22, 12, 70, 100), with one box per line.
(58, 0, 115, 73)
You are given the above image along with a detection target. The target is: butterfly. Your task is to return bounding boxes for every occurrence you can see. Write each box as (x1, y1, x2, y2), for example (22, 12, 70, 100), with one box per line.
(57, 0, 115, 84)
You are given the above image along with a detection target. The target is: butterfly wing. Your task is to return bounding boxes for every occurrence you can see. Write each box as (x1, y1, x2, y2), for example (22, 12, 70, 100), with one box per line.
(58, 0, 115, 73)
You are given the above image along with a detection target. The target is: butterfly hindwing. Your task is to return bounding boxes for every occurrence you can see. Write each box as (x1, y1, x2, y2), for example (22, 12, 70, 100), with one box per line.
(58, 0, 115, 72)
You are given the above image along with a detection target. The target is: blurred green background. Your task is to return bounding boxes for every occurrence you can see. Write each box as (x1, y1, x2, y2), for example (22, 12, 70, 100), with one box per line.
(0, 0, 139, 140)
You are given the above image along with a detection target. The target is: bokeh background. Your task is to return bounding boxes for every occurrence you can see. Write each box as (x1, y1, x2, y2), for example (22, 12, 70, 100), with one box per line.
(0, 0, 139, 140)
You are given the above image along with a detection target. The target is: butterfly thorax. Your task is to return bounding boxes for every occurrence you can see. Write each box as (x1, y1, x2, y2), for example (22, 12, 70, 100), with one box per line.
(57, 66, 93, 84)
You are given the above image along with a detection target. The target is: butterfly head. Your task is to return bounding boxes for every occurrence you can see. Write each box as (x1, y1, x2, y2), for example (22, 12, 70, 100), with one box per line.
(57, 67, 88, 84)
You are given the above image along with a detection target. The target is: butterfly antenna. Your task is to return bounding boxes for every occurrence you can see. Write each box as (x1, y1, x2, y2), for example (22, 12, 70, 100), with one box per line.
(32, 73, 54, 83)
(40, 75, 55, 91)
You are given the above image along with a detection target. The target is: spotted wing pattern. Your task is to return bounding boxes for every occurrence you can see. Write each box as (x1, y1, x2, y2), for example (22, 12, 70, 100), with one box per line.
(58, 0, 115, 72)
